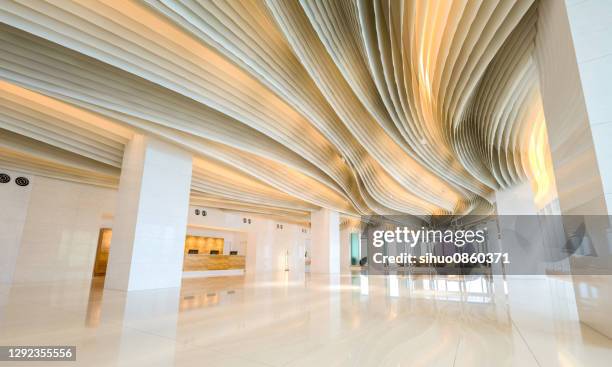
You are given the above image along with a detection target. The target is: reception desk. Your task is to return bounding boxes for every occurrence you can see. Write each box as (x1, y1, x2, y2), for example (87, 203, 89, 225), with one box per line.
(183, 254, 245, 277)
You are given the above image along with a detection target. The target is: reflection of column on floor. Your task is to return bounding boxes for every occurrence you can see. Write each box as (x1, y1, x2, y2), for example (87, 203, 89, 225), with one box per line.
(388, 274, 399, 298)
(505, 276, 580, 366)
(329, 274, 341, 338)
(307, 275, 341, 340)
(105, 134, 192, 291)
(84, 278, 105, 328)
(99, 287, 181, 367)
(359, 274, 369, 296)
(491, 275, 510, 325)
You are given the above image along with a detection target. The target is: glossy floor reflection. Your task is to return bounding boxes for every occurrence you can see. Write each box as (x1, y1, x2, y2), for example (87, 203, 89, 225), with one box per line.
(0, 273, 611, 366)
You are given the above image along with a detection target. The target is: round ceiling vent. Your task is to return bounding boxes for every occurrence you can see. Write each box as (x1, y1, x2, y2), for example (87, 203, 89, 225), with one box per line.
(15, 177, 29, 187)
(0, 173, 10, 183)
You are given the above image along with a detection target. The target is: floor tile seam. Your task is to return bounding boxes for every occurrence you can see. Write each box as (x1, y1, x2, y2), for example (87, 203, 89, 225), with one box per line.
(510, 318, 543, 367)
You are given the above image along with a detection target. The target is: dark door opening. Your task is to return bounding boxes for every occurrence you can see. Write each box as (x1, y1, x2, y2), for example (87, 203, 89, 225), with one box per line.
(93, 228, 112, 277)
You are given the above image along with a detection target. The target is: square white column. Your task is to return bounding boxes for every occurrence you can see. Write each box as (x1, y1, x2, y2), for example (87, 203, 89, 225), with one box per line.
(536, 0, 610, 215)
(339, 227, 352, 274)
(535, 0, 612, 338)
(105, 134, 192, 291)
(495, 181, 538, 215)
(563, 0, 612, 214)
(310, 208, 340, 273)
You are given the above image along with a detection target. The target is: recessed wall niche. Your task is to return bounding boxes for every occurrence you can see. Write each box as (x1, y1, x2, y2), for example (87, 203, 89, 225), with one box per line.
(184, 235, 224, 255)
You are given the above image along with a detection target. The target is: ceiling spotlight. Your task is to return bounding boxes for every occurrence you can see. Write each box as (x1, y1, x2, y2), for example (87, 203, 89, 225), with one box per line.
(15, 177, 29, 186)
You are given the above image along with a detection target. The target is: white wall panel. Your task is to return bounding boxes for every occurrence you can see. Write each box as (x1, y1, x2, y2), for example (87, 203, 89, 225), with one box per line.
(0, 169, 32, 284)
(9, 175, 115, 283)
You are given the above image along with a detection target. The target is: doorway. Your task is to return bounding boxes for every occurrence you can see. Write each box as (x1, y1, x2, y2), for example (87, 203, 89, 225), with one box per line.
(93, 228, 112, 277)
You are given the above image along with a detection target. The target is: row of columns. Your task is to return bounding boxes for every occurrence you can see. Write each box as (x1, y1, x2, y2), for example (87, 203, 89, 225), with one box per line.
(104, 134, 344, 291)
(107, 2, 612, 342)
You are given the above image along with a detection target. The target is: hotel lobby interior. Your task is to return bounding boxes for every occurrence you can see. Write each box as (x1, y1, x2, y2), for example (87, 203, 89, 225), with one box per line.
(1, 0, 612, 366)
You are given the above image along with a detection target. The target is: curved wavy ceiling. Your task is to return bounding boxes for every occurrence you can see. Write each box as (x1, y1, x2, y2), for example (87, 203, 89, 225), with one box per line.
(0, 0, 547, 221)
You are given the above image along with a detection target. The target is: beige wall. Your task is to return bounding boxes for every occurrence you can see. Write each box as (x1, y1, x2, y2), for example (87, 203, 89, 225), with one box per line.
(186, 206, 309, 273)
(6, 174, 116, 283)
(0, 171, 311, 284)
(0, 169, 33, 283)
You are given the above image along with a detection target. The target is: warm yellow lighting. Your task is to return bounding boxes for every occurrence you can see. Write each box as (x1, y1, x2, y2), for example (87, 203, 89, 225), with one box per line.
(0, 80, 133, 140)
(184, 235, 224, 254)
(527, 109, 556, 208)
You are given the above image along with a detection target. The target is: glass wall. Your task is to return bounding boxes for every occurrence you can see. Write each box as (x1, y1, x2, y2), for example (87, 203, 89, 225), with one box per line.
(350, 232, 360, 265)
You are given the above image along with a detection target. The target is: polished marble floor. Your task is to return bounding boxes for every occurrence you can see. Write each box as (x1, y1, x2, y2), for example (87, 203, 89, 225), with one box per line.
(1, 272, 611, 367)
